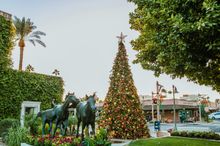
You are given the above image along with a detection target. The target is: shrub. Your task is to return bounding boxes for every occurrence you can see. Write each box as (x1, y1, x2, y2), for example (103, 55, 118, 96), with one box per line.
(94, 128, 111, 146)
(171, 131, 220, 140)
(181, 131, 188, 137)
(0, 15, 15, 70)
(68, 114, 78, 135)
(171, 131, 179, 136)
(0, 69, 64, 120)
(25, 114, 41, 135)
(6, 126, 29, 146)
(0, 118, 19, 136)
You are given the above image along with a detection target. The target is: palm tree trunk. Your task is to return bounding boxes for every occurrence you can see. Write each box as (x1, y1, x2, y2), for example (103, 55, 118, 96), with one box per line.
(19, 47, 24, 70)
(18, 39, 25, 71)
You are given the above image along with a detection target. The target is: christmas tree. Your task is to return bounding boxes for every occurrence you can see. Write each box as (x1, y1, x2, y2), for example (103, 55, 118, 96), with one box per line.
(99, 33, 150, 139)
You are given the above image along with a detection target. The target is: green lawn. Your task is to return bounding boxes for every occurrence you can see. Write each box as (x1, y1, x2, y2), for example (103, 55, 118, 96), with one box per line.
(128, 137, 220, 146)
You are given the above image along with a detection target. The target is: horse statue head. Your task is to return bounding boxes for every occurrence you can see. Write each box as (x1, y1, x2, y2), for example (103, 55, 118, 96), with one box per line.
(85, 92, 97, 113)
(65, 92, 80, 108)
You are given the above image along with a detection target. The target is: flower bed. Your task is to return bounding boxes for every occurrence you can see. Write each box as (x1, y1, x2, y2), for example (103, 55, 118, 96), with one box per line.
(27, 134, 81, 146)
(27, 128, 111, 146)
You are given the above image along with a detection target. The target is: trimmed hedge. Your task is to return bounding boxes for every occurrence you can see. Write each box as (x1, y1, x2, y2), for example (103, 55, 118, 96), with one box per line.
(171, 131, 220, 140)
(0, 15, 15, 70)
(0, 14, 64, 120)
(0, 69, 64, 119)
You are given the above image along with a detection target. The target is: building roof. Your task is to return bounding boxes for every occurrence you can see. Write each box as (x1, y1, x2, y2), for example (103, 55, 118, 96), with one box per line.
(142, 105, 198, 110)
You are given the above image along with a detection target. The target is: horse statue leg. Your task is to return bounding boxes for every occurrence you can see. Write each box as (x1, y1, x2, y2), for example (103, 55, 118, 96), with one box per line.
(62, 119, 68, 136)
(76, 119, 81, 137)
(81, 122, 86, 140)
(91, 122, 95, 136)
(52, 119, 59, 137)
(42, 120, 46, 136)
(48, 120, 53, 135)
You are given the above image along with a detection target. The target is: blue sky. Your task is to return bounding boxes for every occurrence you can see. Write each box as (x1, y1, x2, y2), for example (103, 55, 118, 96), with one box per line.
(0, 0, 219, 101)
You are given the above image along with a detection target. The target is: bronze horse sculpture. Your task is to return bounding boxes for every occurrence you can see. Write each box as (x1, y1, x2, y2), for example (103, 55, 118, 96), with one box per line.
(36, 93, 80, 137)
(76, 93, 97, 139)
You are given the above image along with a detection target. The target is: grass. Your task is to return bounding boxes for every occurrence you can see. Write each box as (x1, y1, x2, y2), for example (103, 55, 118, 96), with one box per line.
(128, 137, 220, 146)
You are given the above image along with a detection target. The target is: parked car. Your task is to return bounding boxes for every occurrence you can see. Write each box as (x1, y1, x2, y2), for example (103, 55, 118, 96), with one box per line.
(208, 111, 220, 119)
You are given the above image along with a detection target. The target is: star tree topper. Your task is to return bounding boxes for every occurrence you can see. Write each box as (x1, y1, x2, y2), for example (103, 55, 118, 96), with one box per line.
(117, 32, 127, 43)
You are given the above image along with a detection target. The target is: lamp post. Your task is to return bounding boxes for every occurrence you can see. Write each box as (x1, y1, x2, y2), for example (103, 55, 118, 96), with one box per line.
(152, 81, 166, 133)
(172, 85, 178, 131)
(199, 102, 202, 122)
(151, 92, 155, 122)
(156, 81, 166, 121)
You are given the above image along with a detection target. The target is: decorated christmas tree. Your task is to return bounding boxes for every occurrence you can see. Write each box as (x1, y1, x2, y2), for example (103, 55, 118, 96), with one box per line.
(99, 33, 150, 139)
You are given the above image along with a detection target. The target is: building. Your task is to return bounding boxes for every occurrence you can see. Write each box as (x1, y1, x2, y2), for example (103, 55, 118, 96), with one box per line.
(0, 10, 12, 20)
(96, 94, 218, 123)
(140, 96, 199, 123)
(215, 99, 220, 110)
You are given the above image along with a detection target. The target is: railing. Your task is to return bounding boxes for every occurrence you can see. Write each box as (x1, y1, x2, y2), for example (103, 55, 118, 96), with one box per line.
(0, 10, 12, 20)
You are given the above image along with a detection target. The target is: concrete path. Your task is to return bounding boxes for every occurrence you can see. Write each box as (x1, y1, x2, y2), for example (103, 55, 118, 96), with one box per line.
(111, 139, 131, 146)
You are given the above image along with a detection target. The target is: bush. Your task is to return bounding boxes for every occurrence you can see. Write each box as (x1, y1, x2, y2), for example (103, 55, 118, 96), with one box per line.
(68, 113, 78, 135)
(0, 118, 19, 136)
(171, 131, 220, 140)
(25, 113, 41, 135)
(0, 69, 64, 120)
(181, 131, 188, 137)
(94, 128, 111, 146)
(6, 126, 29, 146)
(0, 15, 15, 70)
(170, 131, 179, 136)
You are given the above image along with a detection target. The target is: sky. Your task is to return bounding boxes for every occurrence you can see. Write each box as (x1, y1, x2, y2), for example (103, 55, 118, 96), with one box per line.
(0, 0, 219, 101)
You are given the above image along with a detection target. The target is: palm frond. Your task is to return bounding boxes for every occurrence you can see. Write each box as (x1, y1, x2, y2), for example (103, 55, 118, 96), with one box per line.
(13, 16, 46, 47)
(32, 31, 46, 36)
(29, 39, 36, 46)
(35, 39, 46, 47)
(13, 16, 22, 36)
(29, 34, 41, 39)
(14, 37, 20, 42)
(13, 16, 20, 22)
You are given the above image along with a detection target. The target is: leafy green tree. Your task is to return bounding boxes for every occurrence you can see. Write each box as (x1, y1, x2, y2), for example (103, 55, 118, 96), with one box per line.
(128, 0, 220, 92)
(13, 16, 46, 70)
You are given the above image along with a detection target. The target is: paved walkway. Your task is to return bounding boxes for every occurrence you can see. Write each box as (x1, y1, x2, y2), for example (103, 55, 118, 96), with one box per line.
(111, 139, 131, 146)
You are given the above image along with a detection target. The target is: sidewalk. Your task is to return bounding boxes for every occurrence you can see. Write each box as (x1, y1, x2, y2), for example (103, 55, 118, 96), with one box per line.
(111, 139, 131, 146)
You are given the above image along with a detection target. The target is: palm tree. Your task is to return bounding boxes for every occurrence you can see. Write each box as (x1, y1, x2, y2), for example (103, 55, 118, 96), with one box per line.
(52, 69, 60, 76)
(25, 64, 34, 72)
(13, 16, 46, 70)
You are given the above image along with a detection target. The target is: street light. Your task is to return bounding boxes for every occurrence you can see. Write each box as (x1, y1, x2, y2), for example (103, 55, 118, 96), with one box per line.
(156, 81, 166, 121)
(172, 85, 179, 131)
(151, 92, 155, 122)
(152, 81, 166, 133)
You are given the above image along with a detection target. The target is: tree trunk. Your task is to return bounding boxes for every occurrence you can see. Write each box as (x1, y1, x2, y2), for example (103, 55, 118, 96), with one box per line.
(18, 39, 25, 71)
